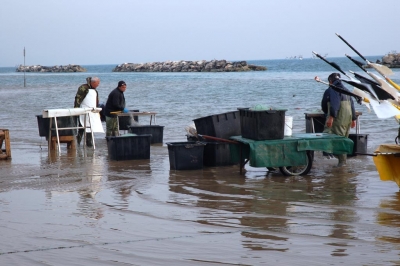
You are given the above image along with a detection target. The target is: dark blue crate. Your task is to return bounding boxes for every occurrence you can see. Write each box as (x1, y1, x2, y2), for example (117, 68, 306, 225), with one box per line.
(129, 125, 164, 144)
(107, 134, 151, 161)
(166, 141, 206, 170)
(193, 111, 241, 139)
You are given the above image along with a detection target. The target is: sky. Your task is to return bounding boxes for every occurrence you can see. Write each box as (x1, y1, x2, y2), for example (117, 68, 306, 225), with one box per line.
(1, 0, 399, 67)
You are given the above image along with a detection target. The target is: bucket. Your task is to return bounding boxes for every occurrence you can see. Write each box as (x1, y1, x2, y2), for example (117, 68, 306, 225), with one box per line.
(284, 116, 293, 136)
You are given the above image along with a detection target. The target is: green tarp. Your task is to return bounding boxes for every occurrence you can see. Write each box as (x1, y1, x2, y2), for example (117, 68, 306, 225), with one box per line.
(230, 133, 354, 168)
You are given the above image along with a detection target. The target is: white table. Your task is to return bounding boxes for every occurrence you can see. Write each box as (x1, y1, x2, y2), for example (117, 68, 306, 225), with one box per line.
(42, 108, 102, 152)
(117, 111, 157, 125)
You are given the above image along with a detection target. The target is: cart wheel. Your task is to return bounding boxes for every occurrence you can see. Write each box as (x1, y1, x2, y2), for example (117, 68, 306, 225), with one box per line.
(279, 151, 313, 176)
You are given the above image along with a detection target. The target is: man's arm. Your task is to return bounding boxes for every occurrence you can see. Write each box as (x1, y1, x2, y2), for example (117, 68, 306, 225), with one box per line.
(74, 85, 88, 108)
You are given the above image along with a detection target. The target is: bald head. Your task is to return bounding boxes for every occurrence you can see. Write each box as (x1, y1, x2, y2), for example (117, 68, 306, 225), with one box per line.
(91, 77, 100, 89)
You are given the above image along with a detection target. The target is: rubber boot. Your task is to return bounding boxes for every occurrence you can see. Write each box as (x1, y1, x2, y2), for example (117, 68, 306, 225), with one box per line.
(86, 133, 93, 147)
(337, 154, 347, 167)
(77, 129, 84, 146)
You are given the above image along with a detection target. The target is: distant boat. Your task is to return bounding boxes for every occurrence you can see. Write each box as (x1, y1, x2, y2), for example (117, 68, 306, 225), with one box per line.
(286, 55, 303, 60)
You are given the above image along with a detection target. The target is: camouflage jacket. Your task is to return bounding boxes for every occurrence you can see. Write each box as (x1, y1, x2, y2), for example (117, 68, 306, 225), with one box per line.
(74, 77, 99, 108)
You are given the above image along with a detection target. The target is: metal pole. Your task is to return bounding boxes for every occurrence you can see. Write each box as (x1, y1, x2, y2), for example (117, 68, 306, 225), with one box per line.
(23, 47, 26, 87)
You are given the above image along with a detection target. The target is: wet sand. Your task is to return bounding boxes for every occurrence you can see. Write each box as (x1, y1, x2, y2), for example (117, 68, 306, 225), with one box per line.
(1, 136, 400, 265)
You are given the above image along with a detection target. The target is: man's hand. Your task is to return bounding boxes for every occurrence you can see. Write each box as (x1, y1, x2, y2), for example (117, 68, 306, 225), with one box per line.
(326, 116, 334, 128)
(351, 120, 356, 128)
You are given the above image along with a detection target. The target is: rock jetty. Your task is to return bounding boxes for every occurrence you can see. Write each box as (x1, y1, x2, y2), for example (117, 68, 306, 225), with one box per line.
(112, 60, 267, 72)
(16, 64, 86, 72)
(380, 53, 400, 68)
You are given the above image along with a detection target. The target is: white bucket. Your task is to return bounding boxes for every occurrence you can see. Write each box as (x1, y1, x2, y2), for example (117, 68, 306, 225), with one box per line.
(284, 116, 293, 136)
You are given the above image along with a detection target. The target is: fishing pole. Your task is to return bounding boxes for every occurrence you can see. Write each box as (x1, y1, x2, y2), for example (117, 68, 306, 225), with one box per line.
(345, 54, 397, 100)
(336, 33, 400, 92)
(312, 51, 352, 79)
(335, 33, 393, 76)
(314, 76, 368, 104)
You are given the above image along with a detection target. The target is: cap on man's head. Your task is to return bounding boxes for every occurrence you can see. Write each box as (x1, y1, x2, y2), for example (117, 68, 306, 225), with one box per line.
(328, 73, 340, 83)
(118, 80, 126, 87)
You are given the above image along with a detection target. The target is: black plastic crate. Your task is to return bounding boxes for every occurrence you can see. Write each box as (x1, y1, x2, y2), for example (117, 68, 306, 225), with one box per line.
(238, 108, 286, 140)
(193, 111, 241, 139)
(203, 142, 239, 166)
(106, 134, 151, 161)
(118, 109, 139, 130)
(128, 125, 164, 144)
(166, 141, 206, 170)
(305, 113, 326, 133)
(348, 134, 368, 157)
(36, 115, 78, 138)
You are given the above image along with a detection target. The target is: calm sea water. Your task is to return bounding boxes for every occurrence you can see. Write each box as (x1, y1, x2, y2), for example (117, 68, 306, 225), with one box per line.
(1, 57, 400, 265)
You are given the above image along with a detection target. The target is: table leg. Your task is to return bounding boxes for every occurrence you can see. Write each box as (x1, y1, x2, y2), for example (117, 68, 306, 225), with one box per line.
(311, 117, 315, 133)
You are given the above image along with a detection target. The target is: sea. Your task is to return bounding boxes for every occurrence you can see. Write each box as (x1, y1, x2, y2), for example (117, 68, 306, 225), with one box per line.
(1, 57, 400, 265)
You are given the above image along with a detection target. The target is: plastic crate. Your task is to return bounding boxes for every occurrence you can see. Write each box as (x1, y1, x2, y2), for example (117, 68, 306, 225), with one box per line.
(193, 111, 241, 139)
(238, 108, 286, 140)
(348, 134, 368, 157)
(118, 109, 139, 130)
(36, 115, 78, 138)
(166, 141, 206, 170)
(128, 125, 164, 144)
(106, 134, 151, 160)
(203, 142, 239, 166)
(305, 113, 326, 133)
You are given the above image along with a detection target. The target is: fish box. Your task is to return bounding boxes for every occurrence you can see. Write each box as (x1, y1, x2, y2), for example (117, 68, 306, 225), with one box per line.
(238, 108, 286, 140)
(193, 111, 241, 139)
(128, 125, 164, 144)
(166, 141, 206, 170)
(348, 134, 368, 157)
(36, 115, 78, 139)
(304, 113, 326, 133)
(106, 134, 151, 161)
(203, 141, 239, 167)
(118, 109, 139, 130)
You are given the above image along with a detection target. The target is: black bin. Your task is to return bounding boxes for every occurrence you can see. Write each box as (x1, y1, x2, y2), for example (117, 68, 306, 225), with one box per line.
(36, 115, 78, 138)
(203, 142, 239, 166)
(305, 113, 326, 133)
(166, 141, 206, 170)
(238, 108, 286, 140)
(128, 125, 164, 144)
(106, 134, 151, 161)
(348, 134, 368, 157)
(118, 109, 139, 130)
(193, 111, 241, 139)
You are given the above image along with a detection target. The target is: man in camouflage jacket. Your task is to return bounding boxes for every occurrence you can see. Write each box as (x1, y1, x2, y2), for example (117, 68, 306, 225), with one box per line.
(74, 77, 100, 146)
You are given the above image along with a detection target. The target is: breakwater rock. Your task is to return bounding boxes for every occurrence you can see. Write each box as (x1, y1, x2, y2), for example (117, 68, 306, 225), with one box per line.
(112, 60, 267, 72)
(16, 64, 86, 72)
(380, 53, 400, 68)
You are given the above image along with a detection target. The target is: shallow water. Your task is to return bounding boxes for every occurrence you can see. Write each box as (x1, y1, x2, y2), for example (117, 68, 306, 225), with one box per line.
(1, 59, 400, 265)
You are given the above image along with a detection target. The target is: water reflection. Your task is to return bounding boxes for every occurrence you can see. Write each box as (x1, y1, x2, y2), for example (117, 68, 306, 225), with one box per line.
(167, 161, 365, 256)
(42, 147, 107, 220)
(377, 192, 400, 244)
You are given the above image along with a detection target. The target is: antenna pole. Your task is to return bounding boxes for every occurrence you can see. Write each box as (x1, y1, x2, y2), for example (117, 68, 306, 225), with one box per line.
(23, 47, 26, 87)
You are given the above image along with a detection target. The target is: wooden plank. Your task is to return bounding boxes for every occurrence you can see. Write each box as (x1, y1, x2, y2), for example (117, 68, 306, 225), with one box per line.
(0, 129, 11, 159)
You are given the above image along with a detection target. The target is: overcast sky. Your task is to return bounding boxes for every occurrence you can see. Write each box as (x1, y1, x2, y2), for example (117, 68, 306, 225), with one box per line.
(1, 0, 399, 67)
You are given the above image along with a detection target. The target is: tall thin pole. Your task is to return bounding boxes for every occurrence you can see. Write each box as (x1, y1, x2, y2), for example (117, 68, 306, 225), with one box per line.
(23, 47, 26, 87)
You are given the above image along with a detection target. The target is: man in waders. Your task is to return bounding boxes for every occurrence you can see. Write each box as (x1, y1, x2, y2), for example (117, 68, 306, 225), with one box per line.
(321, 73, 356, 167)
(104, 81, 128, 137)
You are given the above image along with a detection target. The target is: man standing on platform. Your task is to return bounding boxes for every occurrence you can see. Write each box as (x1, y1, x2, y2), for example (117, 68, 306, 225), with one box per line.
(74, 77, 101, 146)
(104, 80, 128, 137)
(321, 73, 356, 167)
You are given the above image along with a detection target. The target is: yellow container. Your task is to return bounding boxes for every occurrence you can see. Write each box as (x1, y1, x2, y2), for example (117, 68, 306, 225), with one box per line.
(373, 144, 400, 186)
